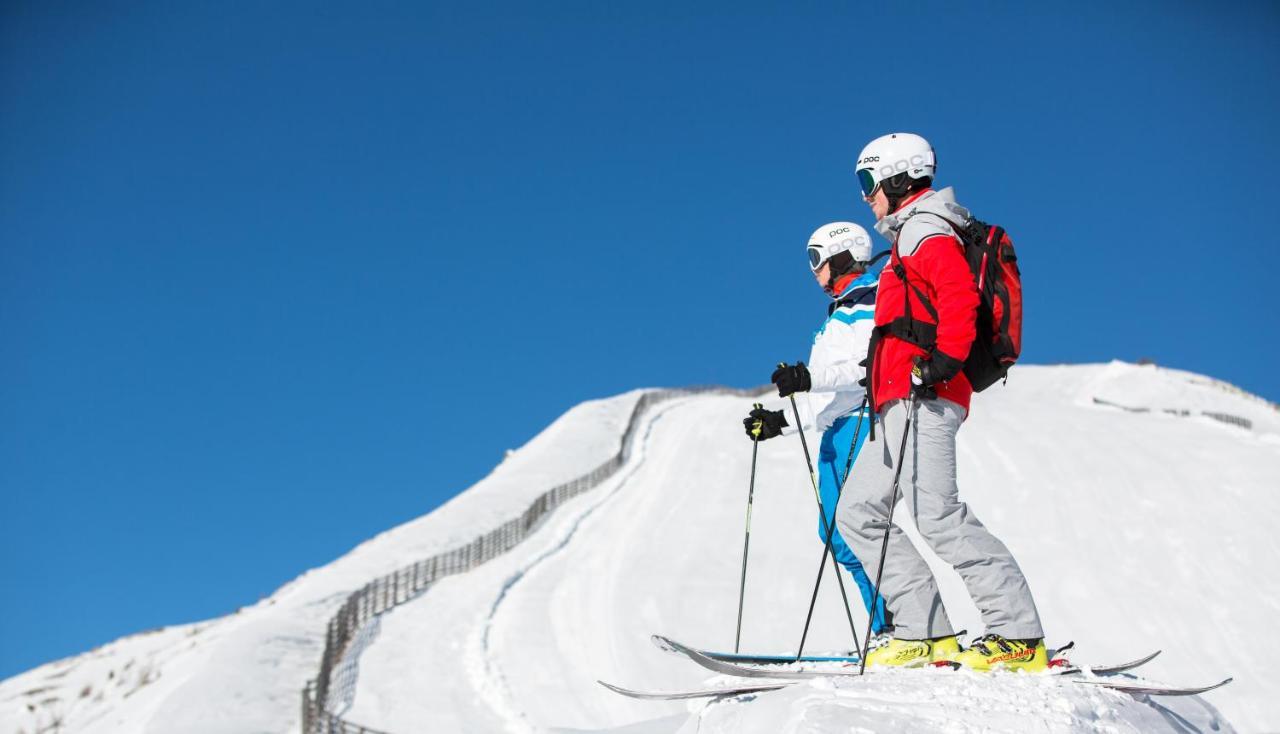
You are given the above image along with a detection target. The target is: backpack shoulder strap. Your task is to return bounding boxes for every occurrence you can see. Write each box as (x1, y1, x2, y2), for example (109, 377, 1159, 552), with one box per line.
(890, 242, 939, 324)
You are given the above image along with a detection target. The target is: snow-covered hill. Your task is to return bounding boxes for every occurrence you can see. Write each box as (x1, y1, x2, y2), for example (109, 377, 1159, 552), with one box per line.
(0, 391, 646, 734)
(3, 362, 1276, 733)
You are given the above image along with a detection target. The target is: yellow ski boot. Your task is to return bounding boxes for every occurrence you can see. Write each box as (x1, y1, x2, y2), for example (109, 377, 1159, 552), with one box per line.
(865, 634, 961, 668)
(949, 634, 1048, 672)
(930, 634, 961, 662)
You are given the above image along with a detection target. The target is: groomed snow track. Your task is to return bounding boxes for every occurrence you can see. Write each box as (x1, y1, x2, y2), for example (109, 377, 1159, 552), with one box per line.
(299, 386, 761, 734)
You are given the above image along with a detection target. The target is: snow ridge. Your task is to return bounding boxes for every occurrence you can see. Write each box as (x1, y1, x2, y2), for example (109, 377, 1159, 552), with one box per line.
(469, 399, 692, 734)
(303, 387, 759, 734)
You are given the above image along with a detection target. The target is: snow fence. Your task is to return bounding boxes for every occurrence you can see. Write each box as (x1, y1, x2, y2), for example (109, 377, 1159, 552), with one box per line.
(300, 386, 763, 734)
(1091, 396, 1254, 430)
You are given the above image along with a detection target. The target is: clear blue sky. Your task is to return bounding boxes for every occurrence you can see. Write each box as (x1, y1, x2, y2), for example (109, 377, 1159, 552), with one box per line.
(2, 1, 1277, 679)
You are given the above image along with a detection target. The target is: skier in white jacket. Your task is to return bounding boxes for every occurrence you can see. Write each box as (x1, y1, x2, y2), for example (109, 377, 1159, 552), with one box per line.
(743, 222, 889, 634)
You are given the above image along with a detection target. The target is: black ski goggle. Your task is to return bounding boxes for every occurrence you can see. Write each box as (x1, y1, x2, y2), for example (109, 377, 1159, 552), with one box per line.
(856, 168, 879, 198)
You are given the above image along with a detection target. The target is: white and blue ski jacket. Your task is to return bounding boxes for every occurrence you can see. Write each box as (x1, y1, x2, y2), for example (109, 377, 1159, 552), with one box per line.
(790, 259, 883, 433)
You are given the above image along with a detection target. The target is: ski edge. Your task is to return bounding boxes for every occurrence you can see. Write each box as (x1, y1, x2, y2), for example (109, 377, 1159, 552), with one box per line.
(654, 635, 839, 680)
(658, 634, 1161, 682)
(653, 634, 1089, 671)
(651, 633, 862, 665)
(597, 679, 792, 701)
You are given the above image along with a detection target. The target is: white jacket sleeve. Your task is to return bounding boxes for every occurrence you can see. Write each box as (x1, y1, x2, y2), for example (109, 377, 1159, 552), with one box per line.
(777, 307, 874, 435)
(808, 312, 874, 399)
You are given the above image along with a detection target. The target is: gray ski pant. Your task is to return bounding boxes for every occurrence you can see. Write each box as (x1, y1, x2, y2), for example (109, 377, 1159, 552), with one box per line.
(835, 397, 1044, 640)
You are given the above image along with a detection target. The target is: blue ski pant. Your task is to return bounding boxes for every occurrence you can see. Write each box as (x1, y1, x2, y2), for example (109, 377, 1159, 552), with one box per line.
(818, 411, 890, 634)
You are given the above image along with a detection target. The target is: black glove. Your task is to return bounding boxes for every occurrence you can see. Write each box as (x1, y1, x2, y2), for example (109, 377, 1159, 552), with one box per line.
(771, 362, 812, 397)
(910, 352, 964, 399)
(743, 405, 788, 441)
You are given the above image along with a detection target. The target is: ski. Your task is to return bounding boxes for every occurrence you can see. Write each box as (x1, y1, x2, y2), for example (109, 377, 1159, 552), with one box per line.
(708, 651, 861, 665)
(653, 635, 858, 680)
(1071, 649, 1162, 675)
(1072, 677, 1233, 697)
(935, 649, 1161, 677)
(651, 634, 861, 665)
(596, 673, 1229, 702)
(653, 635, 1161, 681)
(651, 629, 979, 668)
(597, 679, 792, 701)
(650, 630, 1022, 668)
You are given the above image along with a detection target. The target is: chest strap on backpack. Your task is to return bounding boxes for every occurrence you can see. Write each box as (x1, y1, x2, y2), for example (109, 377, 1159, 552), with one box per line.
(861, 330, 880, 442)
(886, 246, 940, 351)
(861, 246, 942, 442)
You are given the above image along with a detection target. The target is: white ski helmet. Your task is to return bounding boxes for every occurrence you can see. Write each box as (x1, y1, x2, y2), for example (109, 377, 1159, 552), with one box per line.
(807, 221, 872, 272)
(854, 132, 936, 199)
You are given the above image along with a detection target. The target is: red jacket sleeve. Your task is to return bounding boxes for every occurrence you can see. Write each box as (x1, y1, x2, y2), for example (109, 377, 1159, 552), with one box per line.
(907, 234, 978, 361)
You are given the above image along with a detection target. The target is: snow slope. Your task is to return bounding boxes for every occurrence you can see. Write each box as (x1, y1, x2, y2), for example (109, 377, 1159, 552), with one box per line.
(344, 362, 1274, 733)
(2, 363, 1275, 733)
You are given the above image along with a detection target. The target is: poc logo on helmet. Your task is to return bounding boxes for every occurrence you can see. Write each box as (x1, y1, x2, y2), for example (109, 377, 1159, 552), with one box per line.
(878, 154, 931, 179)
(858, 155, 879, 165)
(828, 227, 850, 237)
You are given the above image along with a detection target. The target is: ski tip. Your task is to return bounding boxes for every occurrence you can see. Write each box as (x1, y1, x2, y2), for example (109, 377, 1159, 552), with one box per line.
(1074, 676, 1233, 696)
(645, 630, 686, 653)
(598, 679, 661, 700)
(1123, 649, 1163, 668)
(598, 679, 664, 696)
(654, 635, 693, 654)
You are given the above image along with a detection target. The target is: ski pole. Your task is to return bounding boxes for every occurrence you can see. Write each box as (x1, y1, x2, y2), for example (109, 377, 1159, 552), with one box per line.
(779, 364, 861, 653)
(858, 392, 918, 676)
(794, 397, 868, 660)
(734, 405, 764, 653)
(839, 400, 871, 488)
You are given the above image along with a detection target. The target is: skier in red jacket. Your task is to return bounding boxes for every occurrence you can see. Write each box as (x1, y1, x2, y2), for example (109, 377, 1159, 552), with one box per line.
(835, 133, 1047, 671)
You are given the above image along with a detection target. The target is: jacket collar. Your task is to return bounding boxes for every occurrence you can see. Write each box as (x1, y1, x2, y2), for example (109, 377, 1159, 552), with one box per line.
(831, 257, 885, 301)
(874, 187, 966, 241)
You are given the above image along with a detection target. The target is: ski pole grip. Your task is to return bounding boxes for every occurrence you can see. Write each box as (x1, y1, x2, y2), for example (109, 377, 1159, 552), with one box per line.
(750, 402, 764, 438)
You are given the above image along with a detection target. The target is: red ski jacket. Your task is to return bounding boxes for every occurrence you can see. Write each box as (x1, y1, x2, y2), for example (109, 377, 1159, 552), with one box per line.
(869, 188, 979, 414)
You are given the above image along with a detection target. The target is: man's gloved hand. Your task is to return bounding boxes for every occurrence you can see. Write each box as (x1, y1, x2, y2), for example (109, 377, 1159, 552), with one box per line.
(742, 404, 788, 441)
(771, 362, 812, 397)
(910, 352, 964, 399)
